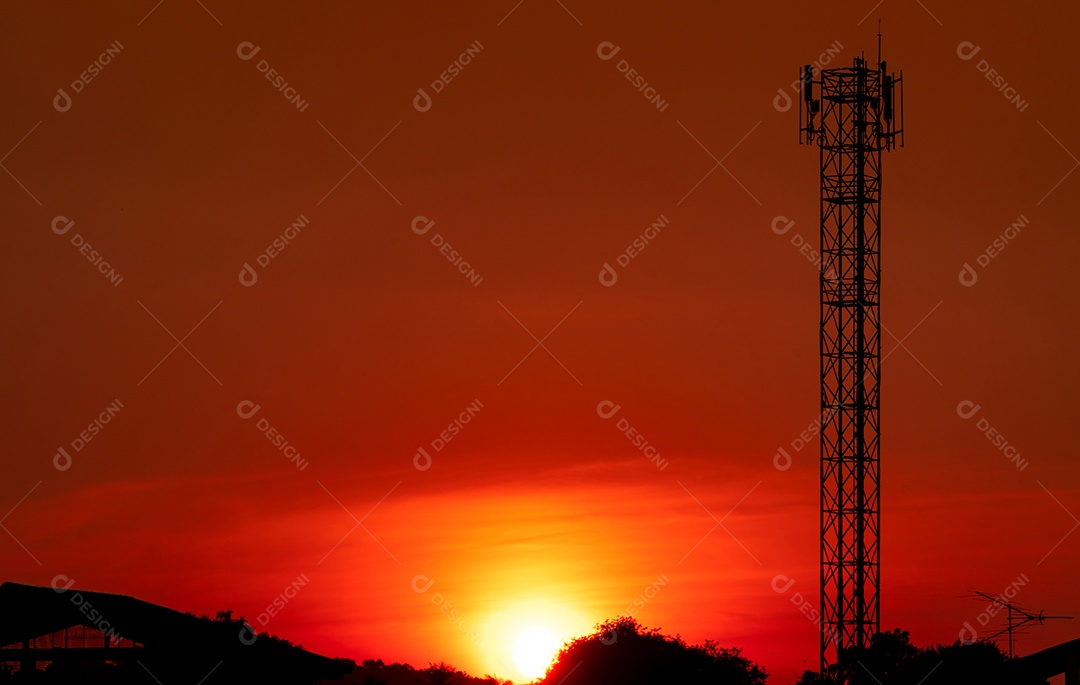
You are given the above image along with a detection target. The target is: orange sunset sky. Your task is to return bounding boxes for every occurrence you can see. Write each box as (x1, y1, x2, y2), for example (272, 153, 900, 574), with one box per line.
(3, 2, 1080, 683)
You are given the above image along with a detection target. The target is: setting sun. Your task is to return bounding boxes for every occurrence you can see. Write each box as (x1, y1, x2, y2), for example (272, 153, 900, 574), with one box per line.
(478, 597, 589, 679)
(512, 625, 562, 679)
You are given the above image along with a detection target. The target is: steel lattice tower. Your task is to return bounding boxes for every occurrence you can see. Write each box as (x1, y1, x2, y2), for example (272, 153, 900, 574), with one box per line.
(799, 49, 903, 672)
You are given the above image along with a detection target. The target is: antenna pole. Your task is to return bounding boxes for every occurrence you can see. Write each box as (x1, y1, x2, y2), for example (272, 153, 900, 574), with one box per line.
(1008, 604, 1014, 658)
(877, 22, 882, 66)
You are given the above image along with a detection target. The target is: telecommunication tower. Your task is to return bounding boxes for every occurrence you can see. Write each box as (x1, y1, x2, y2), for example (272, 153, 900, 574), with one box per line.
(799, 42, 904, 671)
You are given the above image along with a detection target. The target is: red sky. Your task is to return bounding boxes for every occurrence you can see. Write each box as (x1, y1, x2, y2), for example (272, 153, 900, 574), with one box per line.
(3, 2, 1080, 683)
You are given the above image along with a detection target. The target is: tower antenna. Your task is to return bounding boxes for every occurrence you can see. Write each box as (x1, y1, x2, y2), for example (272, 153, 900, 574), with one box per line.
(799, 44, 904, 674)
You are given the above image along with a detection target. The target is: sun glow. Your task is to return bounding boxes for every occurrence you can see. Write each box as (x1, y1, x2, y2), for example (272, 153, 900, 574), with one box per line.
(512, 625, 561, 679)
(480, 600, 588, 681)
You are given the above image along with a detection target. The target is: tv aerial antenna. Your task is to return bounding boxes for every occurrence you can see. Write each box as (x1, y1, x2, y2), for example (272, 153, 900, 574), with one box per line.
(966, 590, 1072, 658)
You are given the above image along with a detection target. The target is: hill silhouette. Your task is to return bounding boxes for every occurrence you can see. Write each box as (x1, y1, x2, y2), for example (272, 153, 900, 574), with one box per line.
(0, 582, 352, 684)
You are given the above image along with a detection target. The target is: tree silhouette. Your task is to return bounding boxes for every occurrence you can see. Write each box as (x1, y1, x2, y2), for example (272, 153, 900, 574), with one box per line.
(539, 616, 767, 685)
(418, 661, 461, 685)
(795, 629, 1050, 685)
